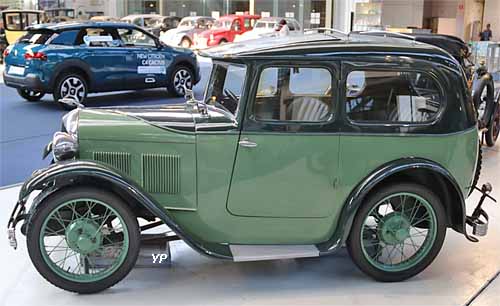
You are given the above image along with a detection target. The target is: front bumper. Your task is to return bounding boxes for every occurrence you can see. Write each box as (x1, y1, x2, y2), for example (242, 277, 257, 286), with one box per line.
(3, 72, 46, 92)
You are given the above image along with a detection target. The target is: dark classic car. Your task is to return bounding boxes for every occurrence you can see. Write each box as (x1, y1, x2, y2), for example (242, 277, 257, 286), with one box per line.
(146, 16, 182, 37)
(7, 33, 495, 293)
(3, 22, 200, 108)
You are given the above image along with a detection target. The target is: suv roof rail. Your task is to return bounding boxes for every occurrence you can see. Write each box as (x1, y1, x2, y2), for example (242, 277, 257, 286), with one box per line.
(304, 27, 350, 40)
(358, 30, 417, 41)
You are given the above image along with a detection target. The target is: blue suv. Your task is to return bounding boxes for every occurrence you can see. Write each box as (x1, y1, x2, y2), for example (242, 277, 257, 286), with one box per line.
(3, 22, 200, 109)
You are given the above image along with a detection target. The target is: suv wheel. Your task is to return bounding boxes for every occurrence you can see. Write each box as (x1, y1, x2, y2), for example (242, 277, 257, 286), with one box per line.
(54, 73, 88, 110)
(17, 89, 45, 102)
(27, 187, 140, 293)
(168, 65, 194, 97)
(347, 183, 446, 282)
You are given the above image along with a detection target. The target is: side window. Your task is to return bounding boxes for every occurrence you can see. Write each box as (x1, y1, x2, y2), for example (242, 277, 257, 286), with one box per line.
(345, 70, 443, 123)
(232, 20, 241, 31)
(287, 21, 295, 31)
(50, 30, 79, 46)
(118, 28, 156, 47)
(76, 28, 120, 47)
(254, 66, 333, 122)
(244, 18, 254, 30)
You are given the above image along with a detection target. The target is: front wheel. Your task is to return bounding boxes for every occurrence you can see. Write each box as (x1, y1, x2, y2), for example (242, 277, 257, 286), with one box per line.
(27, 187, 140, 293)
(167, 65, 194, 97)
(347, 183, 446, 282)
(485, 103, 500, 147)
(53, 73, 88, 110)
(17, 88, 45, 102)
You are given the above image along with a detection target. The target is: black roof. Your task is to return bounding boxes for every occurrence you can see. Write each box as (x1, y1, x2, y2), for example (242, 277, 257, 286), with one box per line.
(200, 33, 456, 63)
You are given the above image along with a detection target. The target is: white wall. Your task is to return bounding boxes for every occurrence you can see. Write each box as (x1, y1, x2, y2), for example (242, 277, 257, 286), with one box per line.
(483, 0, 500, 41)
(380, 0, 424, 28)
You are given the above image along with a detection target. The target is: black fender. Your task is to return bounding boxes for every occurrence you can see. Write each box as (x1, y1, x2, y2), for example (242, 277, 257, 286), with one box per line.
(317, 158, 469, 255)
(473, 73, 496, 126)
(49, 59, 93, 91)
(17, 160, 232, 260)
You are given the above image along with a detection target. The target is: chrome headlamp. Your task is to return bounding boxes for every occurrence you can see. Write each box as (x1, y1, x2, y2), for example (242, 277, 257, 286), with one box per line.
(62, 109, 79, 137)
(52, 132, 79, 161)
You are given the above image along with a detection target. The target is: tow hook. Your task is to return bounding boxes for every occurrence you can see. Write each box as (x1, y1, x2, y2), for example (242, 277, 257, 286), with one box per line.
(467, 183, 497, 238)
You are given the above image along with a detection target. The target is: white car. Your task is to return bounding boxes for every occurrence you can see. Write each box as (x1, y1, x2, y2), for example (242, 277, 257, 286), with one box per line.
(160, 16, 214, 48)
(234, 17, 302, 42)
(121, 14, 162, 28)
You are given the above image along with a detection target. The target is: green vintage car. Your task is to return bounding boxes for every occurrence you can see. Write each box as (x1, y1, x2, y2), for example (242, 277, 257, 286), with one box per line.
(7, 33, 496, 293)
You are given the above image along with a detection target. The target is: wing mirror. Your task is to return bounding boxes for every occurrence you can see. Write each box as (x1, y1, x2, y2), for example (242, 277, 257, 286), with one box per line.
(59, 98, 84, 109)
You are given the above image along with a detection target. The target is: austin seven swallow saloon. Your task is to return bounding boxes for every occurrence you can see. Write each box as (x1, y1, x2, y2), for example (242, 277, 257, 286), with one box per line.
(7, 33, 496, 293)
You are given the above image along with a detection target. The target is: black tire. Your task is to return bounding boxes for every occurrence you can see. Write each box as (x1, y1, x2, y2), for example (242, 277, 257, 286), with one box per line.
(347, 183, 447, 282)
(219, 39, 228, 45)
(53, 72, 88, 110)
(27, 187, 140, 293)
(167, 65, 194, 97)
(485, 103, 499, 147)
(180, 37, 192, 48)
(472, 74, 495, 128)
(17, 88, 45, 102)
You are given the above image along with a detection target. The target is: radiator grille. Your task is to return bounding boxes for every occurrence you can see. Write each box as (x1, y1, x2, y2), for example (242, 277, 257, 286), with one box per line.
(92, 152, 131, 175)
(142, 154, 180, 194)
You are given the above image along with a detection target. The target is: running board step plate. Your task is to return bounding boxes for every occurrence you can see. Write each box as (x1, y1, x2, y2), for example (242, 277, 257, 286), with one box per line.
(230, 245, 319, 262)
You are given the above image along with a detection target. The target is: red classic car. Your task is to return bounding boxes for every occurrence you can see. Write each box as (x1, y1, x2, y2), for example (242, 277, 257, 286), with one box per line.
(193, 14, 260, 48)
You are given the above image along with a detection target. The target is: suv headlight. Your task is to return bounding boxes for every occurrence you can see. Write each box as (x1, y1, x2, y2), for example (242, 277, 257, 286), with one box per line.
(52, 132, 78, 161)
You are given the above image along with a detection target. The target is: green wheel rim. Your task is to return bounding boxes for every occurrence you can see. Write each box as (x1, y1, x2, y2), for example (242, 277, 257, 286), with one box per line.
(360, 192, 437, 272)
(39, 198, 130, 283)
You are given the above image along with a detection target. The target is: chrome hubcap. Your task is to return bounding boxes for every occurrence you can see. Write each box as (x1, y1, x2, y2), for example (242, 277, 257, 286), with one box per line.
(173, 69, 192, 95)
(61, 77, 85, 102)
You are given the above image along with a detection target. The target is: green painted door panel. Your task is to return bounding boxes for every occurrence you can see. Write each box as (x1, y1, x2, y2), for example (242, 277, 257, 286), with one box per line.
(227, 133, 340, 218)
(192, 133, 338, 244)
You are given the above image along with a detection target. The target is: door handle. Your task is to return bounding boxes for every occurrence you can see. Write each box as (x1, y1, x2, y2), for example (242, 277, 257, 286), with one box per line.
(239, 138, 258, 148)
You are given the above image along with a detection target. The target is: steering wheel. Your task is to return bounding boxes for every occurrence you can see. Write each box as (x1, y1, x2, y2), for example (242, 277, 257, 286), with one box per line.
(223, 89, 239, 113)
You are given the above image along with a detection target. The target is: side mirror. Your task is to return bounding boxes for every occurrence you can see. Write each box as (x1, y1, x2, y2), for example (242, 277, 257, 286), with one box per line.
(184, 87, 194, 101)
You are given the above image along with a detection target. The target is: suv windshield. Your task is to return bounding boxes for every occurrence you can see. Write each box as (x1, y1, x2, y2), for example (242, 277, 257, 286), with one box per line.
(204, 62, 247, 115)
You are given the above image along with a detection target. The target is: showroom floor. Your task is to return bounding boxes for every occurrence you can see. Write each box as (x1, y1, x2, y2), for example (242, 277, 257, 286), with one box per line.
(0, 145, 498, 306)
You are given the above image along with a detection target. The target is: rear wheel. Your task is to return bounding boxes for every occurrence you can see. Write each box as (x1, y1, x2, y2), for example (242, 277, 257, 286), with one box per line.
(168, 65, 194, 97)
(53, 72, 88, 110)
(27, 187, 140, 293)
(347, 183, 446, 282)
(17, 88, 45, 102)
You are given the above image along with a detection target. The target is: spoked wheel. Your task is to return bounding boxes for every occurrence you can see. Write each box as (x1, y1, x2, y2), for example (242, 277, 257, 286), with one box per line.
(27, 188, 140, 293)
(347, 183, 446, 282)
(168, 66, 194, 97)
(17, 88, 45, 102)
(473, 74, 495, 130)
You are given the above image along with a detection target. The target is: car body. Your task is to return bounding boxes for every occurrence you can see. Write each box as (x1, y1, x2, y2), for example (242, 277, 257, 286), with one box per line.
(1, 10, 44, 45)
(7, 33, 494, 293)
(121, 14, 161, 28)
(89, 15, 118, 22)
(3, 21, 200, 107)
(146, 16, 182, 37)
(160, 16, 215, 48)
(194, 14, 260, 48)
(234, 17, 302, 42)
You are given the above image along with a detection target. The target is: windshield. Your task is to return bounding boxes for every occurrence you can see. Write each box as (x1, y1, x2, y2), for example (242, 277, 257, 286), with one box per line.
(179, 19, 195, 27)
(204, 61, 247, 115)
(146, 18, 162, 27)
(213, 19, 232, 29)
(255, 21, 275, 29)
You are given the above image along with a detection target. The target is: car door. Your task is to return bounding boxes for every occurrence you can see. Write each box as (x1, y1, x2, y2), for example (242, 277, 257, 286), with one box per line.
(76, 27, 129, 92)
(117, 27, 171, 89)
(227, 63, 341, 218)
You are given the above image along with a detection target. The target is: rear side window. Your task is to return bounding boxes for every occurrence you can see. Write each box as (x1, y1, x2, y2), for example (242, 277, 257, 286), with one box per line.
(18, 31, 53, 44)
(50, 30, 79, 46)
(345, 70, 443, 123)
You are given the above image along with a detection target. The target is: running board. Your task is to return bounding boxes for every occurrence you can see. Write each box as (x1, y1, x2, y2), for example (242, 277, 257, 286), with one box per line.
(229, 245, 320, 262)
